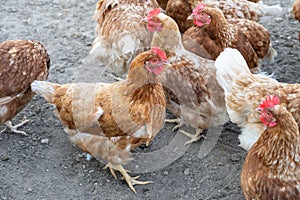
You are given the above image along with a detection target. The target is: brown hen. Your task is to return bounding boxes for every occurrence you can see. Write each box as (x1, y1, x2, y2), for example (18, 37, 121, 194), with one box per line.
(146, 9, 227, 144)
(31, 48, 167, 193)
(215, 48, 300, 151)
(293, 0, 300, 41)
(241, 95, 300, 199)
(183, 3, 276, 69)
(166, 0, 282, 33)
(89, 0, 159, 78)
(0, 40, 50, 136)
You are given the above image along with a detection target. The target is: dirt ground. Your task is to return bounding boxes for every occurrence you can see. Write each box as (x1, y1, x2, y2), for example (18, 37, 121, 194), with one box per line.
(0, 0, 299, 199)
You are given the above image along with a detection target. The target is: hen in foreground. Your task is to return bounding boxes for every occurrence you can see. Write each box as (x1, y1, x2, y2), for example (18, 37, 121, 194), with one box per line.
(146, 9, 227, 144)
(215, 48, 300, 151)
(241, 95, 300, 199)
(0, 40, 50, 136)
(89, 0, 159, 78)
(31, 48, 167, 193)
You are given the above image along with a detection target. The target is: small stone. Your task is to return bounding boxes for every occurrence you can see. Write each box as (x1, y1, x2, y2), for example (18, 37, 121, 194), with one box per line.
(41, 139, 49, 144)
(27, 187, 33, 192)
(1, 154, 9, 161)
(230, 154, 241, 162)
(86, 154, 92, 161)
(184, 168, 190, 175)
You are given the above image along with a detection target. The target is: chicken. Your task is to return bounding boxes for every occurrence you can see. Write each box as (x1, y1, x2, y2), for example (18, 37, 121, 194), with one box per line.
(241, 95, 300, 200)
(146, 8, 227, 144)
(215, 48, 300, 151)
(89, 0, 159, 78)
(31, 48, 167, 193)
(166, 0, 282, 33)
(0, 40, 50, 136)
(183, 3, 277, 70)
(292, 0, 300, 41)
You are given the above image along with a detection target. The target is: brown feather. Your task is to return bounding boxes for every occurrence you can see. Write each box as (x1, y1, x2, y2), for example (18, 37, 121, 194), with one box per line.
(32, 49, 166, 165)
(183, 6, 259, 69)
(241, 105, 300, 200)
(0, 40, 50, 123)
(91, 0, 159, 77)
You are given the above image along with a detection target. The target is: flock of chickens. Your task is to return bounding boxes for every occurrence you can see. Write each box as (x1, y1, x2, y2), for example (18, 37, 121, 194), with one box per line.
(1, 0, 300, 199)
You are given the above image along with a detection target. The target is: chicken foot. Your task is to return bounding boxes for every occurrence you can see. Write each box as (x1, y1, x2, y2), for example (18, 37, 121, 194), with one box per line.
(104, 163, 152, 193)
(2, 119, 30, 136)
(180, 128, 205, 145)
(165, 117, 182, 131)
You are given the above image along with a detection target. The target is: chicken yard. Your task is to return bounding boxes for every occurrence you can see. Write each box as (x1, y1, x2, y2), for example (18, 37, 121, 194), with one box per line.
(0, 0, 299, 199)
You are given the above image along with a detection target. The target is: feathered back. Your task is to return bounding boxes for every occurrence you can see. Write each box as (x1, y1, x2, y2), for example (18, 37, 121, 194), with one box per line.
(90, 0, 159, 77)
(215, 48, 250, 93)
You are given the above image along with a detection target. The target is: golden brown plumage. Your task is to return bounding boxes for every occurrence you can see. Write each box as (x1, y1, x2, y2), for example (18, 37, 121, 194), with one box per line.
(293, 0, 300, 42)
(215, 48, 300, 151)
(293, 0, 300, 21)
(31, 48, 167, 193)
(146, 9, 227, 144)
(0, 40, 50, 135)
(241, 95, 300, 200)
(90, 0, 159, 77)
(166, 0, 282, 33)
(183, 3, 267, 69)
(226, 18, 275, 61)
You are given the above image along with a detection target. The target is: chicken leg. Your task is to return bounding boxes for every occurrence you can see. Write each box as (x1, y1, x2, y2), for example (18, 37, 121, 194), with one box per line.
(180, 128, 205, 146)
(165, 117, 182, 131)
(104, 163, 152, 193)
(2, 119, 30, 136)
(165, 118, 206, 145)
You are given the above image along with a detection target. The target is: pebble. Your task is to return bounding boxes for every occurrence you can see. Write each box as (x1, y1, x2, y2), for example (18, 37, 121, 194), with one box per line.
(41, 139, 49, 144)
(1, 154, 9, 161)
(230, 154, 241, 162)
(184, 168, 190, 175)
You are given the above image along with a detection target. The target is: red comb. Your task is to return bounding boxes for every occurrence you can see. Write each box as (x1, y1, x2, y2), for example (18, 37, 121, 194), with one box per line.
(151, 47, 167, 61)
(148, 8, 161, 18)
(193, 3, 205, 14)
(259, 95, 280, 109)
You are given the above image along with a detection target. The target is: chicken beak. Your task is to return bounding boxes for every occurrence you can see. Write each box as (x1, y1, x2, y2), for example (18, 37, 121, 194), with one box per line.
(187, 14, 195, 20)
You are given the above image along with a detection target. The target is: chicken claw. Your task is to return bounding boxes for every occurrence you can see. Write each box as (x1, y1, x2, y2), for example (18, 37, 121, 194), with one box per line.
(105, 163, 152, 193)
(180, 128, 205, 145)
(165, 117, 181, 131)
(4, 119, 30, 136)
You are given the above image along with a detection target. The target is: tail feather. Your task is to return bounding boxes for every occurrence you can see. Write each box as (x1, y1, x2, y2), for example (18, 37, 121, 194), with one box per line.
(31, 80, 58, 103)
(215, 48, 251, 93)
(261, 3, 282, 17)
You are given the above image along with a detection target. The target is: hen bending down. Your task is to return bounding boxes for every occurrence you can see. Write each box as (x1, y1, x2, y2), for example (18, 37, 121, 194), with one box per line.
(183, 3, 276, 69)
(215, 48, 300, 151)
(89, 0, 159, 78)
(241, 95, 300, 199)
(146, 9, 227, 144)
(0, 40, 50, 136)
(31, 48, 167, 193)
